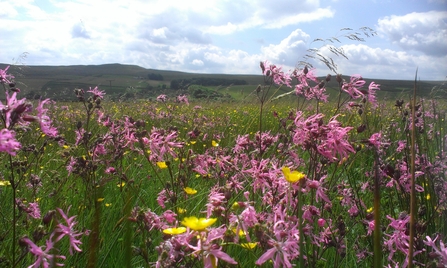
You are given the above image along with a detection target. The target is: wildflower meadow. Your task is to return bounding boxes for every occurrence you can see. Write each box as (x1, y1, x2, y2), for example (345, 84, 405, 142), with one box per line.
(1, 61, 446, 268)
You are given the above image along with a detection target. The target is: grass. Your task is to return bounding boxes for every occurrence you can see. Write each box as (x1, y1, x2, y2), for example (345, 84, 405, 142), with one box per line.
(1, 64, 447, 268)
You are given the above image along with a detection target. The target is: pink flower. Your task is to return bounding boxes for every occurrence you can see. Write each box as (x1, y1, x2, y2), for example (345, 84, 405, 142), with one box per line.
(367, 82, 380, 108)
(0, 91, 31, 128)
(87, 86, 105, 100)
(0, 129, 21, 155)
(54, 207, 87, 255)
(342, 74, 366, 99)
(187, 227, 238, 268)
(424, 235, 447, 266)
(255, 221, 300, 268)
(36, 99, 59, 138)
(261, 61, 292, 87)
(317, 218, 326, 227)
(23, 236, 66, 268)
(176, 94, 189, 105)
(28, 202, 41, 219)
(0, 66, 14, 84)
(156, 94, 168, 102)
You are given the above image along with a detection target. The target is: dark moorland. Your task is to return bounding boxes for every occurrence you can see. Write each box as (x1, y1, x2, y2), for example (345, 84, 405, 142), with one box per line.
(1, 63, 445, 101)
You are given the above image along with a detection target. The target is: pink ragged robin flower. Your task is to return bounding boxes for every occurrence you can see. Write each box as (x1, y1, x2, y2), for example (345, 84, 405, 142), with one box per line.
(54, 207, 88, 255)
(0, 128, 21, 156)
(36, 99, 59, 138)
(341, 74, 366, 99)
(22, 235, 66, 268)
(87, 86, 105, 100)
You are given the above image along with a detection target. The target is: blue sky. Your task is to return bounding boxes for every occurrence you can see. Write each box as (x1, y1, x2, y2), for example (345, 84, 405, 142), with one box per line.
(1, 0, 446, 80)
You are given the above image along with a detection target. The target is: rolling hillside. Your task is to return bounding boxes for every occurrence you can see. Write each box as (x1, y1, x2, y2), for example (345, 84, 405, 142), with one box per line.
(1, 63, 445, 101)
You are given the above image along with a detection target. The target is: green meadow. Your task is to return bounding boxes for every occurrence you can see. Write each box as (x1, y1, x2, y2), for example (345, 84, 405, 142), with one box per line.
(1, 63, 446, 268)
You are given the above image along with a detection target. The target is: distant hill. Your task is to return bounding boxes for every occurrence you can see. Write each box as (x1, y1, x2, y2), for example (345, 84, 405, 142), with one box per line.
(1, 63, 445, 101)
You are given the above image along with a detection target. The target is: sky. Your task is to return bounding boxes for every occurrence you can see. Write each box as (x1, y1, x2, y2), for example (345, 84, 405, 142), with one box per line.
(1, 0, 446, 80)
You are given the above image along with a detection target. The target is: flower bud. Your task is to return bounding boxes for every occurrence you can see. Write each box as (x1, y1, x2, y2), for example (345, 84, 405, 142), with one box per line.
(42, 210, 56, 225)
(336, 74, 343, 84)
(259, 61, 265, 73)
(357, 124, 366, 133)
(317, 218, 326, 227)
(318, 81, 325, 89)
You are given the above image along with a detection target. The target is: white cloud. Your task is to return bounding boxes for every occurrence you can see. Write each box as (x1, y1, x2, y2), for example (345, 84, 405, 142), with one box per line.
(377, 11, 447, 56)
(1, 0, 445, 81)
(318, 44, 447, 80)
(260, 29, 310, 67)
(192, 59, 204, 66)
(71, 21, 91, 39)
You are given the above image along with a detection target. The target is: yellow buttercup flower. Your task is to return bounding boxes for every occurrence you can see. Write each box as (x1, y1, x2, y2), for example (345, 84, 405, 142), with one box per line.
(0, 180, 11, 186)
(177, 207, 187, 214)
(281, 167, 305, 183)
(212, 140, 219, 147)
(157, 161, 168, 169)
(231, 202, 240, 210)
(184, 187, 198, 195)
(163, 227, 187, 235)
(231, 228, 246, 237)
(240, 242, 257, 249)
(181, 216, 217, 231)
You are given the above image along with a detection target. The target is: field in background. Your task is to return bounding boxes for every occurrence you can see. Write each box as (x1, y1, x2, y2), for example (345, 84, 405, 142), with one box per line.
(1, 63, 445, 102)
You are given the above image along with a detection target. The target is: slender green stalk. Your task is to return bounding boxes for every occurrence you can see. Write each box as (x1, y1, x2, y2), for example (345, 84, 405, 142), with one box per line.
(408, 69, 418, 268)
(297, 185, 305, 268)
(9, 154, 17, 268)
(373, 152, 382, 268)
(123, 190, 133, 268)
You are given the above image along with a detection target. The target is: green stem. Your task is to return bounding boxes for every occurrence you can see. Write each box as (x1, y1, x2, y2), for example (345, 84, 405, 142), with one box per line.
(297, 185, 305, 268)
(373, 152, 382, 268)
(408, 70, 418, 268)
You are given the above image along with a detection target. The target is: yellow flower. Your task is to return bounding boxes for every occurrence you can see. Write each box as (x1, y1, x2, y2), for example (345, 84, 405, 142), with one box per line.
(231, 228, 246, 237)
(177, 207, 187, 214)
(157, 161, 168, 169)
(426, 194, 430, 200)
(231, 202, 240, 210)
(163, 227, 187, 235)
(240, 242, 257, 249)
(97, 198, 105, 202)
(181, 216, 217, 231)
(0, 180, 11, 186)
(190, 140, 197, 145)
(367, 207, 373, 213)
(281, 167, 305, 183)
(212, 140, 219, 147)
(184, 187, 197, 195)
(117, 182, 126, 187)
(105, 203, 112, 207)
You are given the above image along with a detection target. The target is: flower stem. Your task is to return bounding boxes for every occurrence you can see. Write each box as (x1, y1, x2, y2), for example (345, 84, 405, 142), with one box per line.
(408, 69, 418, 268)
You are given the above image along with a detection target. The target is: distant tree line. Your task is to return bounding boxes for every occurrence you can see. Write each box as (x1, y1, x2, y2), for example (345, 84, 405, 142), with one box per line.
(170, 77, 247, 89)
(147, 73, 164, 81)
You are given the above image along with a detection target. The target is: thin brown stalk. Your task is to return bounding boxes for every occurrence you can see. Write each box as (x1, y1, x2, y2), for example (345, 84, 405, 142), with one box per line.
(408, 69, 418, 268)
